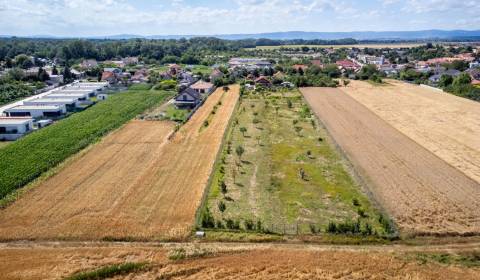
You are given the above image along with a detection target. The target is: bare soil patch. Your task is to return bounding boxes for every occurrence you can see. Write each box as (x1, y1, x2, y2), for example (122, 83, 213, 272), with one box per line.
(0, 86, 239, 241)
(301, 87, 480, 236)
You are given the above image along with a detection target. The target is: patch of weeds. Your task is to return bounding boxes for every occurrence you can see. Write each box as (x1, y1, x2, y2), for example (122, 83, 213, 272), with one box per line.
(66, 262, 149, 280)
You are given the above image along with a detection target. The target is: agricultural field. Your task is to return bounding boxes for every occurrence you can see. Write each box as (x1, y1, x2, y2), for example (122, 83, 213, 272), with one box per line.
(302, 87, 480, 236)
(249, 43, 424, 50)
(343, 80, 480, 185)
(0, 86, 239, 241)
(0, 89, 173, 200)
(202, 89, 390, 236)
(0, 242, 479, 280)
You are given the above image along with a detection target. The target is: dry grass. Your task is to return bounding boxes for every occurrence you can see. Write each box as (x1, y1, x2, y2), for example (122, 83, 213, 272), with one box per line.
(0, 86, 240, 241)
(1, 243, 479, 280)
(301, 87, 480, 236)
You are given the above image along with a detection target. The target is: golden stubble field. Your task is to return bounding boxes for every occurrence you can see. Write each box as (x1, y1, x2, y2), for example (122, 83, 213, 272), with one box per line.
(301, 87, 480, 236)
(0, 86, 240, 241)
(343, 80, 480, 185)
(0, 243, 479, 280)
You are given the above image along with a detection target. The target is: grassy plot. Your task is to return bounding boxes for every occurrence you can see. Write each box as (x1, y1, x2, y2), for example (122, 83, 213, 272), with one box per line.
(202, 89, 389, 235)
(0, 89, 173, 199)
(164, 104, 190, 123)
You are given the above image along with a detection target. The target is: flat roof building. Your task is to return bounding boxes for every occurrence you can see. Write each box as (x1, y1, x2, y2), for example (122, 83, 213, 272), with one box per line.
(23, 98, 78, 110)
(4, 105, 66, 118)
(0, 117, 34, 141)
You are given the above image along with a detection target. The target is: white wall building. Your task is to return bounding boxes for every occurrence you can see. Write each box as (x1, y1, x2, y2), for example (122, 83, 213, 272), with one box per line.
(0, 117, 34, 140)
(4, 105, 66, 118)
(23, 98, 78, 110)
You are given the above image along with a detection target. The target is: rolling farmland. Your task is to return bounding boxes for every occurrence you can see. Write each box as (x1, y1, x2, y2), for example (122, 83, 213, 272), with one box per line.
(301, 87, 480, 236)
(0, 86, 240, 241)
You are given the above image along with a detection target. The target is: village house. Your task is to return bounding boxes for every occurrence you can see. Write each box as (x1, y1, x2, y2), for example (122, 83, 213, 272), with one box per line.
(131, 69, 149, 83)
(190, 80, 214, 94)
(336, 59, 360, 71)
(255, 76, 272, 88)
(175, 87, 201, 108)
(0, 117, 34, 141)
(357, 55, 385, 65)
(80, 59, 98, 69)
(210, 69, 224, 81)
(429, 69, 462, 85)
(168, 64, 182, 76)
(101, 71, 117, 84)
(122, 57, 139, 66)
(292, 64, 308, 72)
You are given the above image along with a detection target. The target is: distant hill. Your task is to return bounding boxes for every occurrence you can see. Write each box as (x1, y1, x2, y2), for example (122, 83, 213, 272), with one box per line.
(2, 30, 480, 41)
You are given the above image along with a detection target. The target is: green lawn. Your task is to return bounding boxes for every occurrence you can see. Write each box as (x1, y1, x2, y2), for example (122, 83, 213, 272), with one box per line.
(0, 89, 173, 199)
(164, 104, 190, 122)
(202, 89, 388, 236)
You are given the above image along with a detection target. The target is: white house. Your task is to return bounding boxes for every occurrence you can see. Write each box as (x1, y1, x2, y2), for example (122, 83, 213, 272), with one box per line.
(190, 80, 214, 94)
(4, 105, 66, 118)
(0, 117, 34, 140)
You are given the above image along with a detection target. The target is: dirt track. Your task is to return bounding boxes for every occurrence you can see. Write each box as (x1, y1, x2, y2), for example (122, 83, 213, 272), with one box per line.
(0, 242, 479, 280)
(0, 86, 239, 241)
(343, 80, 480, 184)
(301, 88, 480, 235)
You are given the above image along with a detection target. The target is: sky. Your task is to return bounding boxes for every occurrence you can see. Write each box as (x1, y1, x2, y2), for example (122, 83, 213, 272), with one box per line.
(0, 0, 479, 37)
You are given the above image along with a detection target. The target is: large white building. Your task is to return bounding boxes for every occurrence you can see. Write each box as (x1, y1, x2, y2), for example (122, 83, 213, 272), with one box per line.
(23, 98, 78, 111)
(4, 105, 66, 118)
(0, 117, 34, 140)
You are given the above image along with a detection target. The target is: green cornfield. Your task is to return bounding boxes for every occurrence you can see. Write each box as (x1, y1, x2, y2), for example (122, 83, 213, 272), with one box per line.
(0, 89, 172, 199)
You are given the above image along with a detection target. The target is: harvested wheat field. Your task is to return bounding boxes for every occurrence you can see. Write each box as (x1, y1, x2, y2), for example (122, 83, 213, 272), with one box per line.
(301, 88, 480, 236)
(0, 86, 239, 241)
(342, 80, 480, 184)
(0, 242, 479, 280)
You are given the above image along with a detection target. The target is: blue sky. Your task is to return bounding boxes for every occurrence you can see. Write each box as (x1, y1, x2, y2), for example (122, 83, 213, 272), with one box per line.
(0, 0, 479, 36)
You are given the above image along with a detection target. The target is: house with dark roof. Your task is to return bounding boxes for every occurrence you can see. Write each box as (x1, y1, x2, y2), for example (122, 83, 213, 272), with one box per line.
(175, 87, 201, 108)
(255, 76, 272, 88)
(429, 69, 461, 85)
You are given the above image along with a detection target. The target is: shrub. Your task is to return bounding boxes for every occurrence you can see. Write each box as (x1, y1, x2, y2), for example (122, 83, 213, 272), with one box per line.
(201, 207, 215, 228)
(244, 219, 255, 231)
(218, 201, 226, 213)
(327, 221, 337, 233)
(352, 198, 360, 207)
